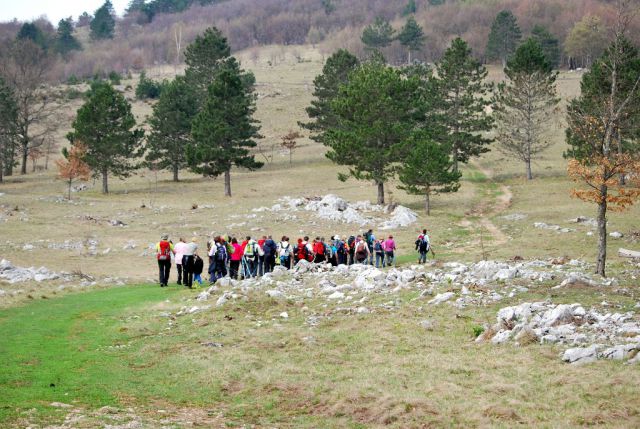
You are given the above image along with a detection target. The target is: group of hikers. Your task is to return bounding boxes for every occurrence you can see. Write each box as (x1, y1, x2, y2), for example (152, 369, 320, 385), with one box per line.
(156, 229, 432, 288)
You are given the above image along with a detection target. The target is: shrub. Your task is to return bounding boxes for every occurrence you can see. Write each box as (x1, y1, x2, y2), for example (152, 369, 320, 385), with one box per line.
(108, 71, 122, 85)
(135, 71, 164, 99)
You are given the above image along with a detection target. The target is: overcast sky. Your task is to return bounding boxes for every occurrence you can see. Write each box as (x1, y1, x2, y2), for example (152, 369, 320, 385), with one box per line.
(0, 0, 129, 24)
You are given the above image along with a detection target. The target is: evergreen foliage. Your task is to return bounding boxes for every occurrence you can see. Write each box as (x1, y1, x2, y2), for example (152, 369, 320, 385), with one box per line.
(402, 0, 417, 16)
(398, 16, 425, 63)
(0, 77, 18, 182)
(485, 9, 522, 66)
(398, 135, 460, 215)
(323, 59, 422, 204)
(145, 77, 198, 182)
(188, 59, 262, 197)
(184, 27, 232, 97)
(530, 25, 560, 68)
(90, 1, 116, 40)
(135, 72, 165, 99)
(16, 23, 48, 51)
(300, 49, 359, 144)
(67, 81, 144, 194)
(435, 37, 494, 172)
(55, 18, 81, 57)
(361, 17, 395, 52)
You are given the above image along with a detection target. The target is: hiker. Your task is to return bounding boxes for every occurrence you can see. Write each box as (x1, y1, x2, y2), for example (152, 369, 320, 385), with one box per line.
(302, 236, 314, 262)
(334, 235, 347, 265)
(363, 229, 375, 265)
(212, 237, 228, 281)
(313, 236, 326, 263)
(354, 235, 370, 264)
(156, 234, 174, 287)
(243, 236, 258, 277)
(173, 237, 187, 285)
(262, 235, 277, 273)
(193, 254, 204, 286)
(416, 229, 430, 264)
(278, 236, 293, 269)
(347, 235, 356, 265)
(182, 237, 198, 288)
(374, 239, 385, 268)
(229, 237, 243, 279)
(327, 236, 338, 266)
(383, 235, 396, 267)
(257, 236, 266, 276)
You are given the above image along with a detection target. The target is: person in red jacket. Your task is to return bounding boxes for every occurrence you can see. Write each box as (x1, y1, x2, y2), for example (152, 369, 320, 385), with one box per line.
(313, 236, 326, 263)
(229, 237, 243, 279)
(155, 234, 174, 287)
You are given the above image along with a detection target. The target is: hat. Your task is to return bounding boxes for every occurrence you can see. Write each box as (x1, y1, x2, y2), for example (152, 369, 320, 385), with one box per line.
(161, 234, 168, 240)
(334, 235, 341, 240)
(191, 237, 198, 242)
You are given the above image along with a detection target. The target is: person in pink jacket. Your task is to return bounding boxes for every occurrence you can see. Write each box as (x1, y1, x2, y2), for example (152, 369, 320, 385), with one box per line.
(383, 235, 396, 267)
(229, 237, 243, 279)
(173, 237, 188, 285)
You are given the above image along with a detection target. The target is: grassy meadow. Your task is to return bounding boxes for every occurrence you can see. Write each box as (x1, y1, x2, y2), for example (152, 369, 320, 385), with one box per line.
(1, 45, 640, 427)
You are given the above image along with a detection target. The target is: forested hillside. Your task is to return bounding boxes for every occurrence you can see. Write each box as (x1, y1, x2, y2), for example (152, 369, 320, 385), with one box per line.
(0, 0, 635, 81)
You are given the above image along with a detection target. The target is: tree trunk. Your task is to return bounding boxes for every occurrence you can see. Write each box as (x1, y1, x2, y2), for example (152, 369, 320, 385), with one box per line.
(102, 168, 109, 194)
(595, 185, 608, 277)
(452, 147, 459, 173)
(376, 181, 384, 205)
(289, 149, 292, 165)
(68, 179, 72, 200)
(618, 130, 625, 186)
(407, 49, 411, 65)
(224, 170, 231, 197)
(425, 192, 430, 216)
(526, 159, 532, 180)
(173, 165, 179, 182)
(0, 155, 3, 183)
(20, 140, 28, 175)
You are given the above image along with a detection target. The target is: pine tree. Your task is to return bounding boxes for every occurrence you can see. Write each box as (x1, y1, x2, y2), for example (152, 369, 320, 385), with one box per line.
(90, 1, 116, 40)
(398, 16, 425, 64)
(398, 135, 460, 215)
(184, 27, 232, 95)
(0, 77, 18, 183)
(67, 81, 144, 194)
(361, 17, 395, 52)
(56, 18, 81, 57)
(323, 60, 421, 204)
(530, 25, 560, 68)
(17, 23, 48, 51)
(494, 38, 559, 180)
(188, 59, 263, 197)
(300, 49, 359, 144)
(145, 77, 198, 182)
(485, 10, 522, 67)
(435, 37, 493, 172)
(402, 0, 417, 16)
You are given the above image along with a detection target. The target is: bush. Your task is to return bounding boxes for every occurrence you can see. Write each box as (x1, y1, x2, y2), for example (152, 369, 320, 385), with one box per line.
(471, 325, 485, 338)
(108, 71, 122, 85)
(135, 71, 164, 99)
(67, 74, 80, 85)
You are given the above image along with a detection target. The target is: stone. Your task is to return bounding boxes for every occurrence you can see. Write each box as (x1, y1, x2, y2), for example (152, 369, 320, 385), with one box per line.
(600, 343, 640, 360)
(328, 291, 345, 300)
(540, 305, 574, 327)
(491, 330, 512, 344)
(428, 292, 455, 305)
(266, 289, 285, 299)
(419, 319, 435, 330)
(562, 345, 600, 364)
(279, 312, 289, 319)
(609, 231, 624, 239)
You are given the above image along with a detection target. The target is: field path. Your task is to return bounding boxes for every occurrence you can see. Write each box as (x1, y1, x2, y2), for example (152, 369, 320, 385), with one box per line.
(458, 161, 512, 250)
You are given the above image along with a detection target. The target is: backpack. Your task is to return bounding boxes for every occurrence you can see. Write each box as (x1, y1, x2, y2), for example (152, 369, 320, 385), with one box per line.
(245, 242, 256, 258)
(215, 244, 227, 262)
(225, 242, 234, 256)
(419, 236, 430, 252)
(356, 241, 367, 258)
(347, 236, 355, 250)
(157, 241, 171, 261)
(374, 241, 382, 253)
(314, 242, 325, 255)
(324, 243, 332, 257)
(193, 255, 204, 274)
(280, 242, 290, 257)
(336, 240, 345, 255)
(364, 232, 374, 247)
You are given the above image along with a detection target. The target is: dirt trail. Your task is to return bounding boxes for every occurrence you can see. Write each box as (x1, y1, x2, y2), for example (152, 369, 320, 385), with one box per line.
(458, 161, 513, 250)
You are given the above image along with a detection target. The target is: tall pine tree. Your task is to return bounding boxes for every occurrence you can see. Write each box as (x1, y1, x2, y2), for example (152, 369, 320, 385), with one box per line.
(188, 59, 263, 197)
(56, 18, 81, 57)
(398, 16, 425, 64)
(399, 134, 460, 215)
(486, 10, 522, 67)
(67, 81, 144, 194)
(361, 17, 395, 52)
(323, 60, 421, 204)
(435, 37, 494, 172)
(90, 1, 116, 40)
(530, 25, 560, 69)
(494, 38, 559, 180)
(184, 27, 232, 97)
(300, 49, 359, 144)
(145, 76, 198, 182)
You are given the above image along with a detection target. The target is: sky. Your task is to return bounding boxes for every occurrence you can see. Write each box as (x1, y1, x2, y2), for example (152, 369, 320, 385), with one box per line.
(0, 0, 129, 24)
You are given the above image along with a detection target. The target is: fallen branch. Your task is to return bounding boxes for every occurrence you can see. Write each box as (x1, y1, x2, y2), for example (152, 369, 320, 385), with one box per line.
(618, 248, 640, 259)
